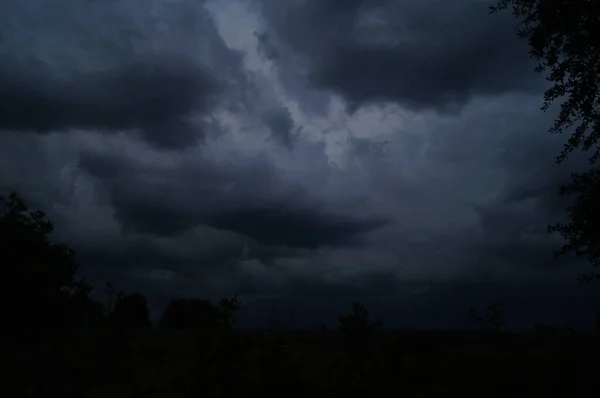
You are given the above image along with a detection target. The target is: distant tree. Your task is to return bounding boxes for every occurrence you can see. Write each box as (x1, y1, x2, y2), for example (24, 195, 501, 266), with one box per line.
(103, 281, 125, 316)
(336, 302, 382, 393)
(491, 1, 600, 278)
(468, 302, 504, 333)
(159, 297, 220, 331)
(338, 301, 382, 347)
(216, 296, 240, 330)
(159, 296, 240, 333)
(111, 292, 151, 330)
(106, 292, 151, 386)
(65, 286, 106, 329)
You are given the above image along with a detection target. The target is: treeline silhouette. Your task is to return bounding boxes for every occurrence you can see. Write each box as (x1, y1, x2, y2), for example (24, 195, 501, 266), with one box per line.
(3, 191, 600, 398)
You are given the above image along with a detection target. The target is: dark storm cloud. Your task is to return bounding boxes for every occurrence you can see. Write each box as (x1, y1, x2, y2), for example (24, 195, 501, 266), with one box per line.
(255, 0, 543, 113)
(78, 148, 387, 249)
(204, 205, 386, 249)
(111, 200, 202, 238)
(0, 0, 254, 150)
(2, 0, 596, 331)
(230, 267, 401, 300)
(74, 233, 246, 280)
(261, 106, 297, 149)
(467, 128, 593, 278)
(0, 58, 218, 149)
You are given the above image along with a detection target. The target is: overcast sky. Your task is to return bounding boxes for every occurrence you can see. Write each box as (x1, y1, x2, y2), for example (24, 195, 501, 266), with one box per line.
(1, 0, 598, 330)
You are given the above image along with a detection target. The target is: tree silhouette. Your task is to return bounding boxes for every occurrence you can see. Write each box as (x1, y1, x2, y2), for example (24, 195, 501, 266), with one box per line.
(338, 302, 382, 352)
(491, 0, 600, 163)
(216, 295, 240, 330)
(491, 1, 600, 277)
(111, 292, 151, 330)
(0, 191, 97, 397)
(65, 285, 105, 329)
(468, 302, 504, 333)
(0, 191, 88, 334)
(338, 302, 377, 338)
(103, 281, 125, 316)
(159, 297, 220, 331)
(336, 302, 382, 396)
(548, 168, 600, 276)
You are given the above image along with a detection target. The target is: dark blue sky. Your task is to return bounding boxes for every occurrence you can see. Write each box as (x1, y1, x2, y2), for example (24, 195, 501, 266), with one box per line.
(0, 0, 597, 331)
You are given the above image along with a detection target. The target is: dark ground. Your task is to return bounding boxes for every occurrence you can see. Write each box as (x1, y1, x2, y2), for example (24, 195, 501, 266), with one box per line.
(65, 328, 600, 398)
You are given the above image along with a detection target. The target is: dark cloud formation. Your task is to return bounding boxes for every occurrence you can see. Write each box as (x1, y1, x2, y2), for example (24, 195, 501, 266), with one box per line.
(78, 148, 387, 249)
(462, 127, 594, 280)
(0, 0, 597, 331)
(0, 58, 218, 149)
(255, 0, 543, 113)
(0, 0, 251, 150)
(204, 205, 386, 248)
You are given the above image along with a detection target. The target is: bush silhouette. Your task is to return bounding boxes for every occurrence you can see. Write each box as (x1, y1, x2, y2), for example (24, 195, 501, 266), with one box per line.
(111, 292, 151, 330)
(468, 302, 504, 333)
(159, 296, 241, 333)
(103, 281, 125, 316)
(159, 297, 220, 331)
(338, 301, 382, 340)
(65, 287, 106, 329)
(216, 295, 240, 331)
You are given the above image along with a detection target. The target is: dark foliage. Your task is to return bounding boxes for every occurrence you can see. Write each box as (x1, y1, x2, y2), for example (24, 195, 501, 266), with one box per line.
(158, 296, 240, 333)
(468, 302, 505, 332)
(159, 297, 221, 331)
(491, 0, 600, 279)
(0, 191, 104, 397)
(111, 292, 151, 330)
(548, 168, 600, 278)
(1, 191, 84, 333)
(338, 301, 382, 355)
(491, 0, 600, 163)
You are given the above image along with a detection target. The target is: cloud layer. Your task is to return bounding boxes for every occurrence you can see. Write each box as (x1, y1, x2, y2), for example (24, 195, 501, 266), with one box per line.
(1, 0, 597, 329)
(254, 0, 543, 113)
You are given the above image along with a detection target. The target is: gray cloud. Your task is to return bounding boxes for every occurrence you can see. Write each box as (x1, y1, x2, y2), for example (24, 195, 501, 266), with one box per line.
(204, 205, 386, 248)
(78, 146, 387, 249)
(0, 0, 250, 150)
(261, 106, 298, 149)
(0, 58, 218, 149)
(254, 0, 543, 113)
(0, 0, 596, 330)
